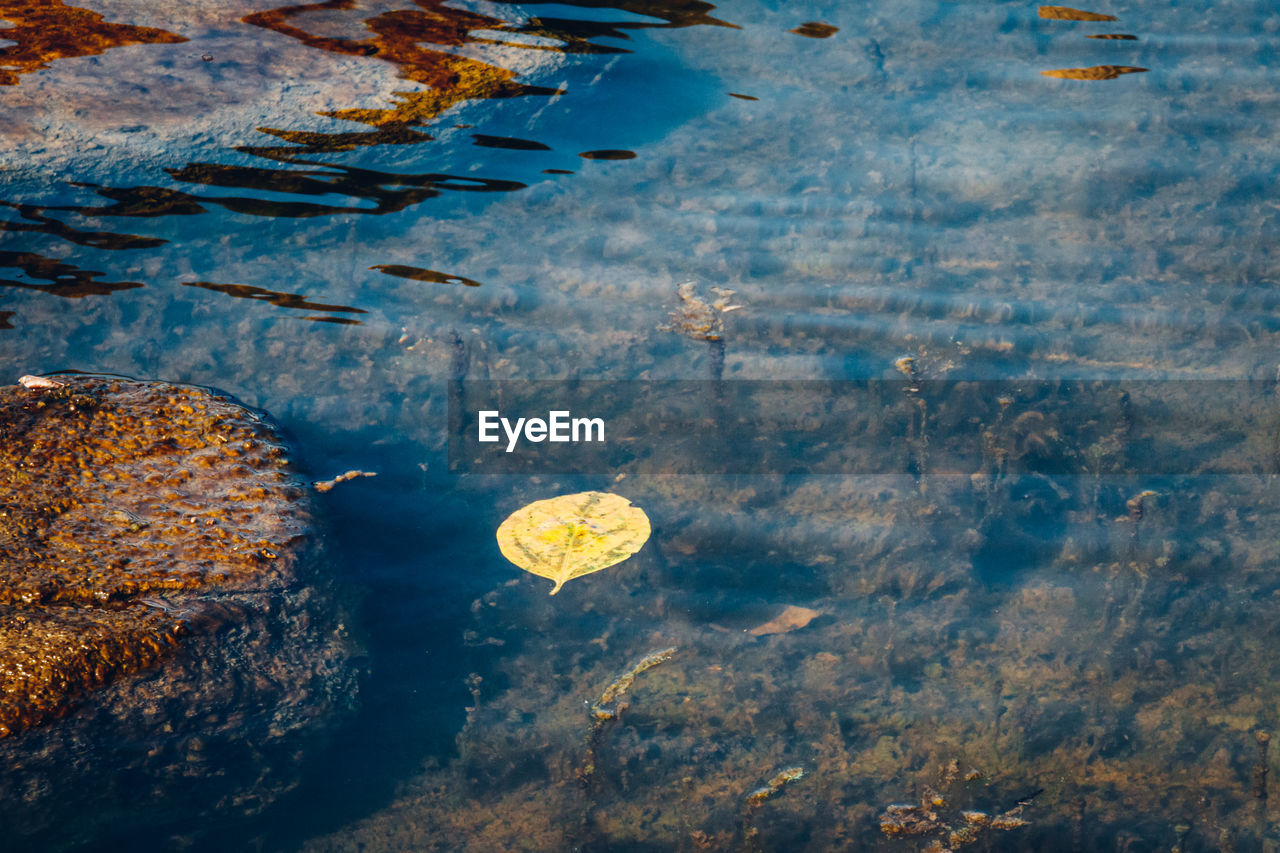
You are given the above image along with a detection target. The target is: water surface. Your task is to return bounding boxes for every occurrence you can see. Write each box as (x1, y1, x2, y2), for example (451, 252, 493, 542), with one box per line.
(5, 0, 1280, 850)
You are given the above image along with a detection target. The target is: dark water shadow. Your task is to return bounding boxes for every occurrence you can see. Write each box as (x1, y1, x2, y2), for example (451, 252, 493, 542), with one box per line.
(0, 200, 166, 249)
(0, 249, 143, 297)
(372, 264, 482, 286)
(190, 437, 495, 853)
(165, 161, 528, 217)
(182, 281, 367, 320)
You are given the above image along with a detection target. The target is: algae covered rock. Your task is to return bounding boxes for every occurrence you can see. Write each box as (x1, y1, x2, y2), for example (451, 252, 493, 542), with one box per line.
(0, 374, 357, 849)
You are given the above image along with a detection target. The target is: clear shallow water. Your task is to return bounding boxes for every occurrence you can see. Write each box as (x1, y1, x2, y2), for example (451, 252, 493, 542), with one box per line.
(6, 0, 1280, 850)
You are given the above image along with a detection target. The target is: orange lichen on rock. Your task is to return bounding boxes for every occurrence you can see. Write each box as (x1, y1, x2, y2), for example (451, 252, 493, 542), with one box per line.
(0, 375, 313, 737)
(0, 606, 181, 737)
(0, 0, 187, 86)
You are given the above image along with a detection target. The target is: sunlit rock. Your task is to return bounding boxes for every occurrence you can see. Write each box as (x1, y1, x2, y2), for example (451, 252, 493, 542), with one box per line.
(0, 374, 357, 849)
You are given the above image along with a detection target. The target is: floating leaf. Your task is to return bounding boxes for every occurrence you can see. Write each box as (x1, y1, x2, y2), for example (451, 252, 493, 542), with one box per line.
(496, 491, 650, 595)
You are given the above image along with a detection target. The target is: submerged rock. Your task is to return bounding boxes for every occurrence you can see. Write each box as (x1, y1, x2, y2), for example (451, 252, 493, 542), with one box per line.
(0, 374, 357, 849)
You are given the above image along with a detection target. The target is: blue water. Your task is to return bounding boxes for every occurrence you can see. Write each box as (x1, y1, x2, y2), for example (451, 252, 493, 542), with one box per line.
(6, 0, 1280, 849)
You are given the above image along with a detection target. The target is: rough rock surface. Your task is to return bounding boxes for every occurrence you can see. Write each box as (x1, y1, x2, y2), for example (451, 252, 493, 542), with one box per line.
(0, 374, 357, 849)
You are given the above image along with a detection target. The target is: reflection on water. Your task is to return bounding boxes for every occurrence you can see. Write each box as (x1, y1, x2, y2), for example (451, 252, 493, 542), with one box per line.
(0, 0, 729, 327)
(0, 249, 143, 297)
(508, 0, 736, 35)
(471, 133, 551, 151)
(371, 263, 481, 286)
(790, 21, 838, 39)
(242, 0, 565, 135)
(1042, 64, 1148, 80)
(166, 161, 527, 217)
(241, 0, 733, 147)
(1037, 5, 1117, 21)
(56, 183, 206, 218)
(0, 0, 186, 86)
(240, 124, 434, 157)
(1039, 3, 1147, 80)
(182, 280, 367, 320)
(578, 147, 636, 159)
(0, 199, 165, 249)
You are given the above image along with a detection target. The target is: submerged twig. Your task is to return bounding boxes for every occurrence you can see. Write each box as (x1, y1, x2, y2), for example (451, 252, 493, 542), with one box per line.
(313, 470, 377, 492)
(895, 356, 929, 496)
(741, 767, 805, 852)
(1254, 730, 1270, 838)
(580, 646, 678, 785)
(576, 647, 679, 845)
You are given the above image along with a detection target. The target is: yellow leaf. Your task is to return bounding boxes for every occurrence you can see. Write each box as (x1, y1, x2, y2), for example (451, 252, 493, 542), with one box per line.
(496, 491, 651, 595)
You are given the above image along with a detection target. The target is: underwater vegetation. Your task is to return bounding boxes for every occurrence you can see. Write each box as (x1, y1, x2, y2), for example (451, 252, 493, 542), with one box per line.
(878, 759, 1030, 851)
(304, 376, 1280, 852)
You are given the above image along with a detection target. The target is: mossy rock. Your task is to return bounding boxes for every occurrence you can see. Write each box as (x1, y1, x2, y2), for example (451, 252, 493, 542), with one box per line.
(0, 375, 358, 849)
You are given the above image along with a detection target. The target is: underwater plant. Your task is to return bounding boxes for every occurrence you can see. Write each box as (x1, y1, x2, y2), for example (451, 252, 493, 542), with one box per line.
(879, 760, 1031, 852)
